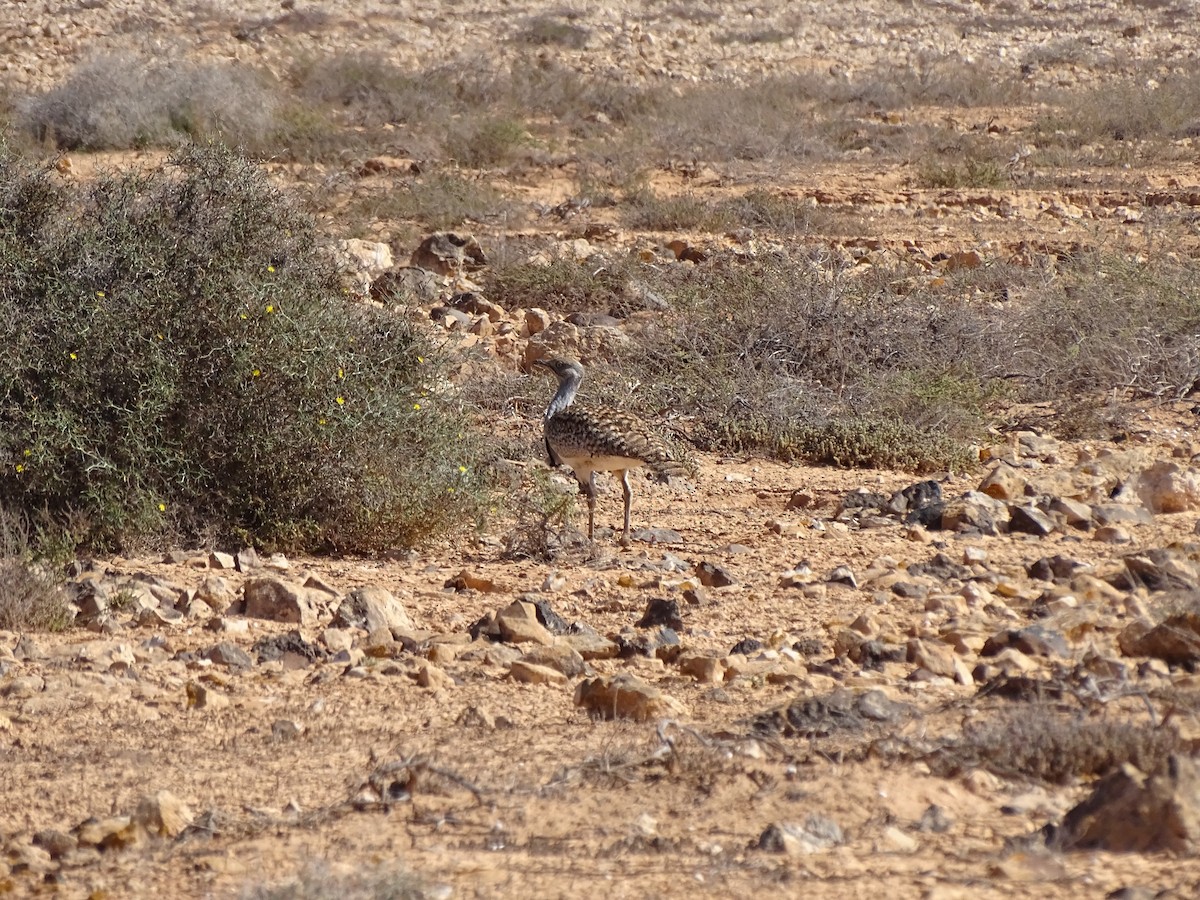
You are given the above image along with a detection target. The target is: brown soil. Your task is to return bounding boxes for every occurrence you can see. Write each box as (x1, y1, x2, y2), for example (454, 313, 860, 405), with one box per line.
(3, 2, 1200, 898)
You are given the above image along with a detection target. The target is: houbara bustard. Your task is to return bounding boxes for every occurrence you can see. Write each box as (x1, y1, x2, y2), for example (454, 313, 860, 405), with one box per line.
(535, 356, 690, 545)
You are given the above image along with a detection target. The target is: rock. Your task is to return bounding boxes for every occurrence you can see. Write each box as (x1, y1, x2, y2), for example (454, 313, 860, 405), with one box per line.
(519, 644, 586, 678)
(756, 817, 844, 854)
(242, 577, 319, 626)
(370, 265, 440, 305)
(207, 551, 236, 570)
(410, 231, 486, 276)
(574, 673, 686, 721)
(525, 307, 552, 335)
(982, 625, 1070, 658)
(133, 791, 193, 838)
(235, 547, 261, 572)
(886, 479, 943, 519)
(1137, 461, 1200, 513)
(941, 491, 1008, 535)
(827, 565, 858, 588)
(1048, 496, 1093, 529)
(203, 642, 254, 669)
(677, 652, 727, 683)
(336, 238, 394, 290)
(332, 586, 414, 633)
(1092, 503, 1154, 527)
(636, 598, 683, 630)
(75, 815, 140, 850)
(1118, 609, 1200, 665)
(1095, 525, 1134, 544)
(616, 626, 681, 662)
(1009, 504, 1056, 536)
(411, 660, 454, 691)
(494, 601, 555, 645)
(185, 681, 229, 710)
(695, 560, 736, 588)
(1056, 756, 1200, 852)
(979, 464, 1027, 501)
(509, 660, 568, 686)
(196, 575, 236, 613)
(1027, 554, 1091, 582)
(907, 639, 958, 678)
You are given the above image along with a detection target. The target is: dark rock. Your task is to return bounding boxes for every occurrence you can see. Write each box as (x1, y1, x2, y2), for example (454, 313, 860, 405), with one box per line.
(636, 598, 683, 630)
(1009, 504, 1057, 536)
(730, 638, 764, 656)
(695, 561, 736, 588)
(527, 597, 570, 634)
(886, 479, 943, 517)
(616, 626, 680, 662)
(982, 625, 1070, 658)
(837, 489, 889, 515)
(203, 642, 254, 669)
(1027, 554, 1091, 582)
(908, 552, 973, 582)
(253, 631, 325, 667)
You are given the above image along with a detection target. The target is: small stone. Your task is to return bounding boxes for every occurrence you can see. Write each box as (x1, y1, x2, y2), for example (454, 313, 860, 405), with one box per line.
(636, 598, 683, 630)
(1095, 525, 1133, 544)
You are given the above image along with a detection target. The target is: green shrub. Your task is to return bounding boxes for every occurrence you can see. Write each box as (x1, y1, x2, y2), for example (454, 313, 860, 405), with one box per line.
(0, 142, 487, 553)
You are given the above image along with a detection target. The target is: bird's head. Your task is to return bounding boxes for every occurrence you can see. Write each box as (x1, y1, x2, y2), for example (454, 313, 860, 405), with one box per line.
(533, 356, 585, 383)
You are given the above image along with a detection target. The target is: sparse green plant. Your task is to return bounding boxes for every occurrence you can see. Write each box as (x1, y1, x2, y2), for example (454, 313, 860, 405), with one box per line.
(916, 153, 1008, 189)
(0, 142, 489, 553)
(450, 117, 531, 168)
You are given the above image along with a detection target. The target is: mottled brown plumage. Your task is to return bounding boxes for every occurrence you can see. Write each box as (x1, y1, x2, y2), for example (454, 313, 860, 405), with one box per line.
(535, 356, 689, 544)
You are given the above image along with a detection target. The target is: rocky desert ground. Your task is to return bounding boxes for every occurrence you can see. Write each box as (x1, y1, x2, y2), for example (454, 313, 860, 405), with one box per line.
(4, 1, 1200, 898)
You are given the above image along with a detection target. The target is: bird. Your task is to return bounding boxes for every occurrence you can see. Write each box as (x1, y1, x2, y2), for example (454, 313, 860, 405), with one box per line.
(534, 355, 690, 545)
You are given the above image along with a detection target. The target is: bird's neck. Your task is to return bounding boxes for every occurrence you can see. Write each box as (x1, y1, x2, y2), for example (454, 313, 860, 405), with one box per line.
(545, 372, 581, 419)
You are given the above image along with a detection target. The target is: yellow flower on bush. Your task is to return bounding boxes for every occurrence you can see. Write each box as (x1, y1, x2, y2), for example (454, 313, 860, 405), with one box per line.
(15, 464, 24, 473)
(252, 368, 261, 377)
(413, 403, 421, 411)
(69, 352, 77, 360)
(267, 265, 276, 273)
(266, 304, 274, 313)
(96, 291, 105, 298)
(336, 396, 345, 405)
(158, 503, 166, 512)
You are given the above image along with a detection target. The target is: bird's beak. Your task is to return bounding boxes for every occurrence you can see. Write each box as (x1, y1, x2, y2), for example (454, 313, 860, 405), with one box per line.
(533, 358, 550, 371)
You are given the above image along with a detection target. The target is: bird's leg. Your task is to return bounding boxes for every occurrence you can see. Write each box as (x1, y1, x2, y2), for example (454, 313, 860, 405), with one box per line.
(585, 471, 597, 540)
(619, 469, 632, 547)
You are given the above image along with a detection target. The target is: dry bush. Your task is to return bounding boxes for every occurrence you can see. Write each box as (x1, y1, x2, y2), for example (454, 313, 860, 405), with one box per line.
(1034, 70, 1200, 153)
(0, 508, 73, 632)
(16, 52, 283, 153)
(930, 708, 1182, 784)
(513, 12, 592, 49)
(243, 863, 432, 900)
(347, 172, 516, 231)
